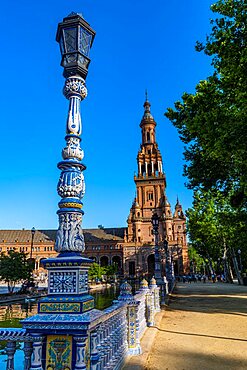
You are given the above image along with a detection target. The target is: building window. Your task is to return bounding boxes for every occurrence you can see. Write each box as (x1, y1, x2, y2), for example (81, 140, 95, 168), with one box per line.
(147, 131, 150, 142)
(147, 192, 153, 201)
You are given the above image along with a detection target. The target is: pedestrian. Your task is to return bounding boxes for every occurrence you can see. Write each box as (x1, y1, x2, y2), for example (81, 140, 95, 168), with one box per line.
(203, 274, 206, 283)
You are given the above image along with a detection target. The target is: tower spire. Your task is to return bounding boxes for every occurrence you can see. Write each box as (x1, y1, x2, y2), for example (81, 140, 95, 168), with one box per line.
(145, 89, 148, 102)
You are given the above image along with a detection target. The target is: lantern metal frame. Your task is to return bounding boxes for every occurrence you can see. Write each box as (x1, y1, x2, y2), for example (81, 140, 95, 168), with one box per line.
(56, 12, 96, 79)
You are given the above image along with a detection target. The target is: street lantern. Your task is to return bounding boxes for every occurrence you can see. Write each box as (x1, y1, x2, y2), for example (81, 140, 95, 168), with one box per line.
(151, 213, 165, 304)
(30, 227, 36, 260)
(163, 239, 168, 253)
(151, 213, 159, 233)
(56, 12, 96, 79)
(238, 249, 242, 273)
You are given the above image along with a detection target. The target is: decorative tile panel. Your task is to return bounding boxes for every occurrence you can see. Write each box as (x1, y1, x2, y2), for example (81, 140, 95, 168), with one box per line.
(46, 335, 72, 369)
(49, 271, 77, 294)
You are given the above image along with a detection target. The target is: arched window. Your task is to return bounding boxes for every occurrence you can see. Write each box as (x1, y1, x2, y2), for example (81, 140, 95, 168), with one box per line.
(147, 131, 150, 142)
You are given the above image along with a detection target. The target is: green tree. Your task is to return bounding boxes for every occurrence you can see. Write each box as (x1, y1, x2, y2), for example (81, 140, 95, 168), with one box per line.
(0, 251, 33, 293)
(188, 246, 205, 274)
(165, 0, 247, 280)
(165, 0, 247, 207)
(187, 189, 247, 280)
(104, 264, 118, 280)
(88, 263, 105, 282)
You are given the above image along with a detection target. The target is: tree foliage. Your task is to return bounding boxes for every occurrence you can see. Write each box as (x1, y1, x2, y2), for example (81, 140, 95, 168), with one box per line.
(88, 263, 118, 282)
(165, 0, 247, 274)
(165, 0, 247, 208)
(88, 263, 104, 281)
(187, 189, 247, 274)
(0, 251, 33, 293)
(188, 246, 205, 273)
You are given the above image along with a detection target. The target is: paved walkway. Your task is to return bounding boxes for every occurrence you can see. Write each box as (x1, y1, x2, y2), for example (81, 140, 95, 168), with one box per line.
(124, 282, 247, 370)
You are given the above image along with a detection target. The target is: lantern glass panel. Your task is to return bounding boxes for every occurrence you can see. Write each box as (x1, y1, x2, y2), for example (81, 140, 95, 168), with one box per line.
(79, 27, 92, 56)
(63, 27, 77, 53)
(78, 54, 89, 69)
(59, 35, 65, 55)
(63, 53, 77, 67)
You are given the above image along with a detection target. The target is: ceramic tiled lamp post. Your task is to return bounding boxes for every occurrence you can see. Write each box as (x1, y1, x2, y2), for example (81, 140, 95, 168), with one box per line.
(22, 12, 96, 370)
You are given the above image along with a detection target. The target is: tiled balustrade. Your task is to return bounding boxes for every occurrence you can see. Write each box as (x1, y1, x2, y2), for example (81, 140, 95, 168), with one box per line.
(0, 279, 160, 369)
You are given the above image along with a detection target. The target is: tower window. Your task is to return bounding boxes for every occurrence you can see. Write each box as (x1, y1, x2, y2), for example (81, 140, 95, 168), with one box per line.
(147, 192, 153, 201)
(147, 132, 150, 143)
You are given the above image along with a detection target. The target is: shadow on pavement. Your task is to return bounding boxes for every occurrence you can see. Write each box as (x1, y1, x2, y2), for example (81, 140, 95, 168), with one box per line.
(153, 326, 247, 343)
(168, 282, 247, 316)
(144, 346, 247, 370)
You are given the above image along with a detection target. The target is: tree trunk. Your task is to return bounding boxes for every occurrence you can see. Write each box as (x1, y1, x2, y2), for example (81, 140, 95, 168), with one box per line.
(231, 248, 243, 285)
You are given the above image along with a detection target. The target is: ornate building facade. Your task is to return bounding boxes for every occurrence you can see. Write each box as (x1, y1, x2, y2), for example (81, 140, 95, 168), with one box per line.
(0, 98, 188, 278)
(123, 97, 188, 277)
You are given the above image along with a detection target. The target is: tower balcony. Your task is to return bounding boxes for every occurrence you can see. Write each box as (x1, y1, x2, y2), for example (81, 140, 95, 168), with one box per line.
(134, 172, 166, 181)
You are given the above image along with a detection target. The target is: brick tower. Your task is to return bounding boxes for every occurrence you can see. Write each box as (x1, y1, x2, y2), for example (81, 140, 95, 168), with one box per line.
(124, 96, 189, 277)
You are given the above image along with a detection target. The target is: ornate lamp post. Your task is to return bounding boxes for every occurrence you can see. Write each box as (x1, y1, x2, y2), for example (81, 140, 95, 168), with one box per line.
(30, 227, 35, 260)
(22, 13, 97, 370)
(55, 13, 95, 252)
(151, 213, 165, 304)
(238, 249, 242, 275)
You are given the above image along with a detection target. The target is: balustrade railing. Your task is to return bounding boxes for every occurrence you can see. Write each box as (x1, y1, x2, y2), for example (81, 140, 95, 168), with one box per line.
(0, 279, 160, 370)
(0, 329, 34, 370)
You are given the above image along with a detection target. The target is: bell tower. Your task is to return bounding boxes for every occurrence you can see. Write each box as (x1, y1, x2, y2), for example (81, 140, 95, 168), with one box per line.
(127, 95, 167, 243)
(125, 96, 189, 275)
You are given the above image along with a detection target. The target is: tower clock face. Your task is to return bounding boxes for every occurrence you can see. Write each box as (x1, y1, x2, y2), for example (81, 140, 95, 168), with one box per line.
(49, 271, 77, 294)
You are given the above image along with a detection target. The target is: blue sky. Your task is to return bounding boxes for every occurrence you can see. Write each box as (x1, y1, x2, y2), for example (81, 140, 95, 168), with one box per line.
(0, 0, 214, 230)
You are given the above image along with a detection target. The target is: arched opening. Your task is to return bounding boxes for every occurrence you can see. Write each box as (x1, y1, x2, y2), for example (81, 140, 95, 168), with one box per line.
(112, 255, 121, 269)
(129, 261, 136, 277)
(173, 260, 179, 276)
(100, 256, 109, 267)
(147, 254, 155, 277)
(141, 164, 146, 177)
(89, 256, 97, 262)
(147, 131, 150, 143)
(147, 164, 152, 176)
(112, 256, 122, 275)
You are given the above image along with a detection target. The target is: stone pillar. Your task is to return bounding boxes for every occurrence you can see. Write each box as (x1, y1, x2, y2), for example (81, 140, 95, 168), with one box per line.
(30, 335, 43, 370)
(139, 278, 149, 292)
(74, 335, 88, 370)
(23, 341, 33, 370)
(6, 341, 16, 370)
(90, 331, 100, 370)
(139, 162, 142, 175)
(149, 277, 161, 312)
(146, 291, 155, 327)
(127, 301, 141, 355)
